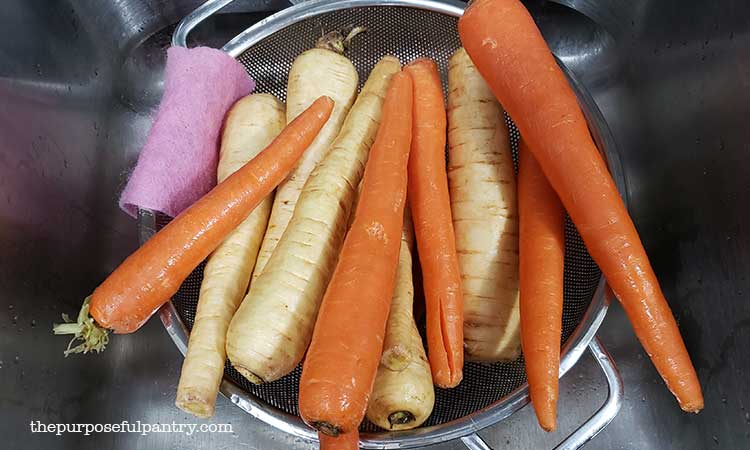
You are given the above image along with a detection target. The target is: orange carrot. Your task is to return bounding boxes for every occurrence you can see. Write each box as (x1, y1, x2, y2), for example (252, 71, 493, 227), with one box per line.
(298, 72, 413, 436)
(54, 97, 334, 354)
(404, 59, 464, 388)
(459, 0, 703, 412)
(319, 431, 359, 450)
(518, 139, 565, 432)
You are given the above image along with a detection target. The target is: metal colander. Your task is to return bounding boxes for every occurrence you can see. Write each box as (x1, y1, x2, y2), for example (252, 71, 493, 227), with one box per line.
(143, 0, 622, 448)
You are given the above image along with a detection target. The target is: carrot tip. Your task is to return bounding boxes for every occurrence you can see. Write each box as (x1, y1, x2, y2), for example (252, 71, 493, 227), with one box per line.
(679, 400, 704, 413)
(52, 296, 109, 356)
(539, 422, 556, 433)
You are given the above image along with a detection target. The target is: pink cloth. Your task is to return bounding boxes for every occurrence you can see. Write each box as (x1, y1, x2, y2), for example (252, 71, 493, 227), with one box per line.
(119, 46, 255, 218)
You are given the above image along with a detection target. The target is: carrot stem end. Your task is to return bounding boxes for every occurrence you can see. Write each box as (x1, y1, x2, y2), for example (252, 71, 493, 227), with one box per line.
(53, 296, 109, 356)
(313, 421, 341, 437)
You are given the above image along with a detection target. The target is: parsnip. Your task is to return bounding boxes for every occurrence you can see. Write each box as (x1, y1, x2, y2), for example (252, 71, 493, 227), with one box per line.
(226, 57, 401, 383)
(447, 48, 521, 362)
(175, 94, 285, 418)
(366, 211, 435, 430)
(250, 37, 359, 281)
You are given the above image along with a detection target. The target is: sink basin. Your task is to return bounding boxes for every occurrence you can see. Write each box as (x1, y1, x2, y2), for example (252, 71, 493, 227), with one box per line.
(1, 1, 748, 449)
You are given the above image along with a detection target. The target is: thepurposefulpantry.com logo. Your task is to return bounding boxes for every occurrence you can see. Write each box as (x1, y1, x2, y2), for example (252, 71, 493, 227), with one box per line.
(29, 420, 233, 436)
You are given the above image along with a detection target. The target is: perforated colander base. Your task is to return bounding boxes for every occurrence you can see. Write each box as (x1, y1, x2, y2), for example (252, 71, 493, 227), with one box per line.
(162, 5, 601, 433)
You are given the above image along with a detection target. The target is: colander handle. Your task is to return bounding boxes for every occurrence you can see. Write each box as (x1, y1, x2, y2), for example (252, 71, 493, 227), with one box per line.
(460, 337, 623, 450)
(553, 338, 623, 449)
(172, 0, 235, 48)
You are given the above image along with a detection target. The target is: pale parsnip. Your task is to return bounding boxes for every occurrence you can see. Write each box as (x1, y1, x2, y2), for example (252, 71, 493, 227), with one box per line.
(175, 94, 285, 418)
(366, 211, 434, 430)
(226, 57, 400, 383)
(251, 45, 358, 281)
(447, 48, 521, 362)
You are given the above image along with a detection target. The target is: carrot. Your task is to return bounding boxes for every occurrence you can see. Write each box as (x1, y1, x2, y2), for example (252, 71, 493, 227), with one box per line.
(319, 430, 359, 450)
(404, 59, 464, 388)
(459, 0, 703, 412)
(298, 72, 413, 437)
(53, 96, 334, 354)
(518, 139, 565, 432)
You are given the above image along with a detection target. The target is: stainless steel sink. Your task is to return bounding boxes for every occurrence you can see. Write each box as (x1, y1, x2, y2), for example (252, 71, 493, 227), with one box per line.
(1, 1, 748, 449)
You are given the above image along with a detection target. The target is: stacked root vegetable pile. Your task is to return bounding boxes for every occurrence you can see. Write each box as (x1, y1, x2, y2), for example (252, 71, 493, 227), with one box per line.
(54, 0, 703, 448)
